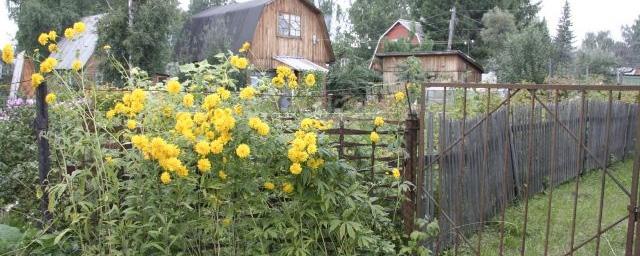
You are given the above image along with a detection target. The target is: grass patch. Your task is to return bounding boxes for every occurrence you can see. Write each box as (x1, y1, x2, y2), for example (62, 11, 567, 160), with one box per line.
(458, 159, 634, 255)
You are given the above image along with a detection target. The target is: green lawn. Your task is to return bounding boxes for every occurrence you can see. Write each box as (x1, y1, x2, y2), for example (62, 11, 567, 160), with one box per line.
(457, 160, 635, 255)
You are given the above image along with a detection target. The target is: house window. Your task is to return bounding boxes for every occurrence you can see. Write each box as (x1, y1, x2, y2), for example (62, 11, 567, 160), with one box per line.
(278, 13, 301, 37)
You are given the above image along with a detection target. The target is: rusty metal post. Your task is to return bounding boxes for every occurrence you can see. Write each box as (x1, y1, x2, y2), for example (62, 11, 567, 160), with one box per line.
(543, 89, 560, 255)
(436, 86, 448, 254)
(338, 119, 345, 159)
(521, 89, 536, 256)
(402, 114, 419, 234)
(569, 90, 588, 255)
(417, 84, 427, 221)
(595, 90, 613, 255)
(35, 82, 51, 227)
(625, 92, 640, 255)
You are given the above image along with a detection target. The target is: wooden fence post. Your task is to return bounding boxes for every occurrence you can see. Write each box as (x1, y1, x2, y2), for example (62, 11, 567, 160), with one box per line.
(35, 82, 51, 227)
(402, 113, 419, 234)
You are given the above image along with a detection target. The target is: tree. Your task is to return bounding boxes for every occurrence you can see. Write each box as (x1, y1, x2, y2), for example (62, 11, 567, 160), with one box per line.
(98, 0, 183, 81)
(8, 0, 107, 52)
(348, 0, 411, 59)
(188, 0, 234, 15)
(479, 7, 517, 60)
(552, 0, 575, 76)
(497, 21, 552, 83)
(576, 31, 618, 78)
(622, 14, 640, 66)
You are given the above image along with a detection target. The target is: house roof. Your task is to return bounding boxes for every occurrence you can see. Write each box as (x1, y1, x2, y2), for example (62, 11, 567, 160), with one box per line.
(274, 56, 328, 72)
(369, 19, 425, 69)
(174, 0, 332, 63)
(374, 50, 485, 73)
(50, 14, 104, 70)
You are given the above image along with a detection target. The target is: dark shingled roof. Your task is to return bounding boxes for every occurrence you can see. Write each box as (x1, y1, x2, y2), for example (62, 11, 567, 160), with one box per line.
(174, 0, 271, 62)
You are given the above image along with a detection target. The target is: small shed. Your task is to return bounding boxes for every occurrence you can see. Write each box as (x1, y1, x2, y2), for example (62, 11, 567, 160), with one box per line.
(174, 0, 334, 73)
(371, 50, 484, 86)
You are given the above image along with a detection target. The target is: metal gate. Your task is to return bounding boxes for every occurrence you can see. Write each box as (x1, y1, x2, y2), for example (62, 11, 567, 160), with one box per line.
(411, 83, 640, 255)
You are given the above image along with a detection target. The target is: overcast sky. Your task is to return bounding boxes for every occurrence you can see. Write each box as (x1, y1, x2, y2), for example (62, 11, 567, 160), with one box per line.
(2, 0, 639, 47)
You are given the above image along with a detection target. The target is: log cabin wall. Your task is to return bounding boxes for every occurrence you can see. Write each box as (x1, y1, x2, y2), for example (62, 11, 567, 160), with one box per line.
(251, 0, 333, 70)
(379, 54, 482, 89)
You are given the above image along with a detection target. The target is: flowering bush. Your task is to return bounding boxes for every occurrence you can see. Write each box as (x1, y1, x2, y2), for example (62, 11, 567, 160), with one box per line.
(0, 22, 431, 255)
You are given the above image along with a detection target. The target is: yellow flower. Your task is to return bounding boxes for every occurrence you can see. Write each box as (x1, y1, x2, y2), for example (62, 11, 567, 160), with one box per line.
(64, 28, 75, 39)
(195, 140, 210, 156)
(176, 166, 189, 177)
(105, 156, 113, 164)
(218, 170, 228, 180)
(233, 104, 243, 115)
(39, 57, 58, 73)
(239, 86, 257, 100)
(239, 41, 250, 52)
(47, 44, 58, 53)
(235, 144, 250, 158)
(288, 80, 298, 90)
(307, 158, 324, 170)
(2, 43, 14, 64)
(229, 55, 249, 69)
(106, 109, 116, 119)
(282, 182, 294, 193)
(391, 168, 401, 179)
(183, 94, 194, 107)
(103, 45, 111, 51)
(166, 79, 181, 94)
(37, 33, 49, 46)
(47, 31, 57, 41)
(222, 217, 232, 226)
(71, 59, 82, 72)
(160, 171, 171, 184)
(289, 163, 302, 175)
(306, 144, 317, 154)
(73, 21, 86, 33)
(263, 182, 275, 190)
(126, 119, 136, 130)
(271, 75, 285, 88)
(374, 117, 384, 127)
(210, 140, 224, 154)
(197, 158, 211, 173)
(370, 131, 380, 144)
(216, 87, 231, 100)
(31, 73, 45, 87)
(45, 93, 56, 104)
(256, 123, 269, 136)
(394, 91, 405, 102)
(304, 73, 316, 87)
(202, 94, 221, 110)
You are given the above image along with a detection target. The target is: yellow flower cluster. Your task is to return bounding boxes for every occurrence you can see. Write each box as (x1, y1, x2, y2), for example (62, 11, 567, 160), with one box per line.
(64, 21, 86, 39)
(127, 120, 137, 130)
(239, 87, 257, 100)
(394, 91, 406, 103)
(197, 158, 211, 173)
(236, 144, 250, 158)
(48, 44, 58, 53)
(108, 89, 147, 118)
(230, 55, 249, 69)
(282, 182, 294, 193)
(31, 73, 44, 88)
(263, 182, 275, 190)
(131, 135, 188, 184)
(248, 117, 269, 136)
(391, 168, 401, 179)
(304, 73, 316, 87)
(370, 131, 380, 144)
(183, 94, 195, 107)
(272, 66, 298, 89)
(166, 79, 181, 94)
(39, 57, 58, 73)
(374, 117, 385, 127)
(2, 43, 14, 64)
(239, 42, 250, 53)
(45, 93, 56, 104)
(71, 59, 82, 72)
(286, 118, 328, 175)
(38, 33, 50, 46)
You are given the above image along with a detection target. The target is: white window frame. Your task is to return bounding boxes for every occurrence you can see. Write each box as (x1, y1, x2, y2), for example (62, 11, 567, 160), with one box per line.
(278, 12, 301, 38)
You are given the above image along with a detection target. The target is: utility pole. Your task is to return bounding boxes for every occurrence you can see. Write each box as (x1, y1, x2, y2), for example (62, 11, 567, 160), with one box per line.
(447, 5, 456, 51)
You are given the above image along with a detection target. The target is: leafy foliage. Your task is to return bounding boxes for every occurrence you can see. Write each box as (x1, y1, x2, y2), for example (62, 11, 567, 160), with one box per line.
(496, 21, 552, 84)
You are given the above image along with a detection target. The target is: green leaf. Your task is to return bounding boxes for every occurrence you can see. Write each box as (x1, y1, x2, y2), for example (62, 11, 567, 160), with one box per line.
(53, 228, 72, 245)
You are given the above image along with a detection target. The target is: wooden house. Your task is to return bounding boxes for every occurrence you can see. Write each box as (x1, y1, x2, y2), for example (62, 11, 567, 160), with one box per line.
(369, 19, 483, 88)
(174, 0, 334, 73)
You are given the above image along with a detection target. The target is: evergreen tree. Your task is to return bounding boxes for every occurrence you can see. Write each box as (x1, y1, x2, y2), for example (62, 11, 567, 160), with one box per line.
(98, 0, 183, 81)
(188, 0, 234, 15)
(479, 7, 517, 59)
(552, 0, 575, 76)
